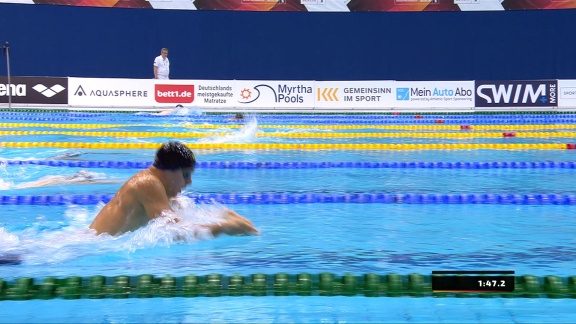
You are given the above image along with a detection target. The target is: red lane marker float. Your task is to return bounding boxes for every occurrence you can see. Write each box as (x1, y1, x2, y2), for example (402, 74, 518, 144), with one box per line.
(503, 132, 516, 137)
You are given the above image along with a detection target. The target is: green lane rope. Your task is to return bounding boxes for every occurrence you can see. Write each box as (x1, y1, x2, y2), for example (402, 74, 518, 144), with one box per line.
(1, 273, 574, 300)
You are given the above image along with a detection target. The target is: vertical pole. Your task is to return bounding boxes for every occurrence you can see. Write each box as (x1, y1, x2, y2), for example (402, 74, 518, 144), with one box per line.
(3, 42, 11, 109)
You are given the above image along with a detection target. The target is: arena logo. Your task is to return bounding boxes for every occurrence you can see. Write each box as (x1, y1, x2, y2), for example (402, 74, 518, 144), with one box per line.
(238, 84, 312, 104)
(0, 77, 68, 104)
(475, 81, 558, 107)
(154, 84, 195, 103)
(0, 83, 26, 96)
(33, 84, 65, 98)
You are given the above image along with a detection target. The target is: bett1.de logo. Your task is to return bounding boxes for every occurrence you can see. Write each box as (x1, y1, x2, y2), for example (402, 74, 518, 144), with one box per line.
(155, 84, 195, 103)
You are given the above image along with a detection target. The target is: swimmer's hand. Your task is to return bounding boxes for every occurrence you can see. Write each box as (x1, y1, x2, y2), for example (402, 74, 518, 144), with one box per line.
(210, 210, 260, 236)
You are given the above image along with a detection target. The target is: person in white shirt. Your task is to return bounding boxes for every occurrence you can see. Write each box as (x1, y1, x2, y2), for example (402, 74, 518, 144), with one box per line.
(153, 48, 170, 79)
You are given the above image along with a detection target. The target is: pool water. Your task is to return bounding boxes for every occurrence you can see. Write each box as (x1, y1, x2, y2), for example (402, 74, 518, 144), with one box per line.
(0, 111, 575, 323)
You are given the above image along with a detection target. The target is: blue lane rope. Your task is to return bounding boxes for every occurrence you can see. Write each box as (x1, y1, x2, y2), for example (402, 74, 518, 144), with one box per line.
(3, 115, 576, 124)
(2, 193, 576, 205)
(2, 160, 576, 169)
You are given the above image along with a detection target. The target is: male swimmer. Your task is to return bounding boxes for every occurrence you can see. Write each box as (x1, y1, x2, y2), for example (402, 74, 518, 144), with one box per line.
(15, 170, 122, 189)
(89, 141, 259, 237)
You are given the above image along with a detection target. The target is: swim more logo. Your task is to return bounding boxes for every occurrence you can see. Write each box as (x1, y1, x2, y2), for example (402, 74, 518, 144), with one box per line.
(155, 84, 195, 103)
(475, 80, 558, 107)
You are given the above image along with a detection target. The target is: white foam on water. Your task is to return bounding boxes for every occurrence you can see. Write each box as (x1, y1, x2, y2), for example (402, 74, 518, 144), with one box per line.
(0, 196, 230, 265)
(198, 117, 259, 144)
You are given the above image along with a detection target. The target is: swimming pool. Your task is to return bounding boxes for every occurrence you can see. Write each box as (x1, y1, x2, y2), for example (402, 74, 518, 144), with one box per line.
(1, 111, 575, 323)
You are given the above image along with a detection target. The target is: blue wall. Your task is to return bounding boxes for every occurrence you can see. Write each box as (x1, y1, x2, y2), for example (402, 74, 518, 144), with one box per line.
(0, 3, 575, 81)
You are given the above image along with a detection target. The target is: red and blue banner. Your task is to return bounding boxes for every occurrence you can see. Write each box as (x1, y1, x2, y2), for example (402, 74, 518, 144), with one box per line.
(3, 0, 576, 11)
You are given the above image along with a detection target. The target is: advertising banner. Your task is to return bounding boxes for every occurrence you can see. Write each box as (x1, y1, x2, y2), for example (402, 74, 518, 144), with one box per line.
(558, 80, 576, 108)
(69, 77, 225, 107)
(69, 77, 154, 107)
(194, 80, 235, 108)
(0, 76, 68, 105)
(11, 0, 576, 12)
(474, 80, 558, 108)
(393, 81, 475, 109)
(314, 81, 396, 110)
(234, 80, 315, 109)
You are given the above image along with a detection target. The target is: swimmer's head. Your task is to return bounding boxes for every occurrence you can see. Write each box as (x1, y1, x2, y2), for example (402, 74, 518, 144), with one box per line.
(176, 104, 184, 109)
(153, 141, 196, 171)
(235, 113, 244, 119)
(69, 170, 96, 181)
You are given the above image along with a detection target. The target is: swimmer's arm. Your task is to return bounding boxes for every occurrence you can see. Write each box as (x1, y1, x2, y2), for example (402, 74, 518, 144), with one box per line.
(138, 184, 258, 236)
(204, 209, 260, 237)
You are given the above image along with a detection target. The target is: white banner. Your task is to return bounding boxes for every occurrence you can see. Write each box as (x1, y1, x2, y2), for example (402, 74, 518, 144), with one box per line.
(69, 78, 232, 108)
(193, 80, 235, 108)
(234, 80, 315, 109)
(314, 81, 396, 110)
(69, 77, 154, 107)
(393, 81, 475, 109)
(558, 80, 576, 108)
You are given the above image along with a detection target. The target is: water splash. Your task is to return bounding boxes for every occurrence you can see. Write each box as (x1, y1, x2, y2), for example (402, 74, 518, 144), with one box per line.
(198, 116, 259, 144)
(0, 197, 231, 265)
(0, 178, 14, 190)
(13, 170, 113, 189)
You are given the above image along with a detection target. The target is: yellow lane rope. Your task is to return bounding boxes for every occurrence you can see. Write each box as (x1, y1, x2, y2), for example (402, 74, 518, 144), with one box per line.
(1, 130, 575, 138)
(2, 122, 576, 131)
(0, 142, 569, 150)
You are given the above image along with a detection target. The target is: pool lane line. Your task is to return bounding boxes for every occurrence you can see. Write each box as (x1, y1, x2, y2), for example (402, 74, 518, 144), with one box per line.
(2, 193, 576, 205)
(1, 142, 574, 150)
(1, 130, 575, 138)
(0, 273, 572, 299)
(2, 122, 576, 130)
(3, 160, 576, 169)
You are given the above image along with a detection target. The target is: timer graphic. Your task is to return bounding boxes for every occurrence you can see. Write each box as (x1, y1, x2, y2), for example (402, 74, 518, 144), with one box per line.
(432, 270, 515, 292)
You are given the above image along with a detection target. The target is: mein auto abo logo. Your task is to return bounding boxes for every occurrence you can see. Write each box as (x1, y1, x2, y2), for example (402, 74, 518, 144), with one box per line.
(237, 83, 312, 106)
(395, 86, 473, 103)
(475, 81, 557, 107)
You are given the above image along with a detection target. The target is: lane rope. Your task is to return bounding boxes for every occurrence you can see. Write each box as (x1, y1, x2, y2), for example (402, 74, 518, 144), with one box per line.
(1, 142, 574, 150)
(2, 193, 576, 205)
(3, 122, 576, 130)
(3, 159, 576, 169)
(1, 273, 573, 300)
(1, 130, 576, 138)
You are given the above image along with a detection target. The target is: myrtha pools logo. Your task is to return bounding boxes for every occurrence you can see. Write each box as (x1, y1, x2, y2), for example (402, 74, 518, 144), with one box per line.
(238, 84, 312, 104)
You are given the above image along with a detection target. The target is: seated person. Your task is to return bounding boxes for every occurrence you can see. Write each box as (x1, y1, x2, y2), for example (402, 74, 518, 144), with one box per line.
(89, 141, 259, 237)
(15, 170, 123, 189)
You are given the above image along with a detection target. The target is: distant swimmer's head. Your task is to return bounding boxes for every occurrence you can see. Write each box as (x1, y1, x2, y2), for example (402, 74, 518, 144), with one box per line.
(176, 104, 184, 109)
(153, 141, 196, 171)
(153, 141, 196, 197)
(68, 170, 96, 181)
(235, 113, 244, 120)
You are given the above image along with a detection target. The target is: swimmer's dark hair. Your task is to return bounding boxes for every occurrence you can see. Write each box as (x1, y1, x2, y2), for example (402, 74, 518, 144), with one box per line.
(153, 141, 196, 170)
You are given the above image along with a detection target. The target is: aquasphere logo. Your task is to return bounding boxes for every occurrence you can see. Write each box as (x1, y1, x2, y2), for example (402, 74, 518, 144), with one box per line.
(238, 84, 312, 104)
(475, 80, 558, 107)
